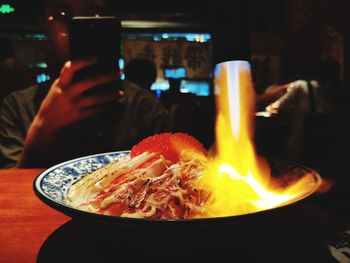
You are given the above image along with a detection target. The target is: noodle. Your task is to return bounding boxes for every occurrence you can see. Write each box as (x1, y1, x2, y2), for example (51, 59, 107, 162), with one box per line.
(66, 152, 211, 219)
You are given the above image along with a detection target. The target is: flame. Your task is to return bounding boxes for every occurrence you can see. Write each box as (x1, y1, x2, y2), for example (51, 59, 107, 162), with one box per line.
(197, 61, 321, 217)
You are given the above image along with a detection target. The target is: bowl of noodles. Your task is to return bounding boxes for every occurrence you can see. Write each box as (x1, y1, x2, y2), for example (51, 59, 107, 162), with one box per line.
(33, 133, 321, 248)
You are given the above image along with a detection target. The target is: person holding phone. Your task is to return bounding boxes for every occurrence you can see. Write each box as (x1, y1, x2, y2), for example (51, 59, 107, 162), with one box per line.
(0, 0, 170, 168)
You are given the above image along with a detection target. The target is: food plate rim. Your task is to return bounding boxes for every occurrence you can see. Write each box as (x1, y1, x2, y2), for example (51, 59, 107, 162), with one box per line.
(33, 150, 322, 225)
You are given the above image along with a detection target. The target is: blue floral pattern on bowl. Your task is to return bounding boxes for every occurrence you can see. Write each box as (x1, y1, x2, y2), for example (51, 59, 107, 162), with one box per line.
(34, 151, 129, 206)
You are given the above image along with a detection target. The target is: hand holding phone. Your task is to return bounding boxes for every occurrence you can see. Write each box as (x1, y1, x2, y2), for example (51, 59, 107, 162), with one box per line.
(68, 16, 122, 95)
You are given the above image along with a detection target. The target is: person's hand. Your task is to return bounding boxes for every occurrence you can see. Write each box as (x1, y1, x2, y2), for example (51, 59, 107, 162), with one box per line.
(36, 58, 124, 134)
(265, 81, 307, 115)
(18, 58, 124, 167)
(256, 84, 288, 106)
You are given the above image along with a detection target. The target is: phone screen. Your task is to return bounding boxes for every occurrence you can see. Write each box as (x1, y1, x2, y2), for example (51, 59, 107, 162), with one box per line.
(68, 16, 122, 93)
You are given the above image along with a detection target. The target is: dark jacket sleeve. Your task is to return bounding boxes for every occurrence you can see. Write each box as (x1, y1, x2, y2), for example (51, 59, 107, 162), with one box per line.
(0, 95, 26, 168)
(137, 91, 170, 137)
(124, 81, 170, 143)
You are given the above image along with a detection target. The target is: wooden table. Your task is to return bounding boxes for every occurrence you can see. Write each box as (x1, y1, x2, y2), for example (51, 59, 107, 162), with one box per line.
(1, 168, 349, 263)
(0, 169, 69, 263)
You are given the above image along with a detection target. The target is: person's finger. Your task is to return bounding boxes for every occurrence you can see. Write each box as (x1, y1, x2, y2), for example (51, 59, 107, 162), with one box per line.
(66, 73, 119, 97)
(74, 91, 119, 108)
(280, 84, 288, 91)
(57, 58, 97, 88)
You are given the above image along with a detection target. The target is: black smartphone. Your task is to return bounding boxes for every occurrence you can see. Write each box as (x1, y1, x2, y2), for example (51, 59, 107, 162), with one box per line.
(68, 16, 122, 94)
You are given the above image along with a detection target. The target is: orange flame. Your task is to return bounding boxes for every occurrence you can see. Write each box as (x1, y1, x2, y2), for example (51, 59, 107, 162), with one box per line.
(197, 61, 321, 217)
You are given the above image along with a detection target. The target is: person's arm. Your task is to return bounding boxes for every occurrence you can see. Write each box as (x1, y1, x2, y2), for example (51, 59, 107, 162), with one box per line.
(266, 80, 312, 115)
(256, 84, 288, 107)
(17, 58, 123, 168)
(0, 95, 26, 168)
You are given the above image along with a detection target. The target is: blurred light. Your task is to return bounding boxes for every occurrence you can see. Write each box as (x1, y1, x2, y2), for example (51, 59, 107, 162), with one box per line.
(0, 4, 15, 14)
(151, 79, 170, 91)
(186, 33, 211, 42)
(180, 88, 189, 93)
(180, 80, 210, 96)
(36, 73, 50, 84)
(118, 58, 124, 70)
(24, 34, 48, 40)
(185, 34, 196, 41)
(195, 35, 205, 42)
(164, 67, 186, 79)
(28, 62, 48, 69)
(123, 32, 211, 42)
(155, 89, 161, 98)
(153, 35, 161, 41)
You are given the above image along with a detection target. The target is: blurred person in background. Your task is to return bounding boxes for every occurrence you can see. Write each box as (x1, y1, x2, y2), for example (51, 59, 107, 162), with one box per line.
(255, 84, 288, 111)
(0, 38, 15, 70)
(124, 58, 158, 91)
(265, 57, 342, 162)
(0, 0, 169, 168)
(266, 58, 341, 115)
(0, 38, 16, 101)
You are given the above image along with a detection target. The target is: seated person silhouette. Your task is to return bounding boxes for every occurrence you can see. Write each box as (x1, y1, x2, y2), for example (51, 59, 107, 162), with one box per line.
(124, 58, 157, 91)
(0, 0, 169, 168)
(264, 58, 342, 162)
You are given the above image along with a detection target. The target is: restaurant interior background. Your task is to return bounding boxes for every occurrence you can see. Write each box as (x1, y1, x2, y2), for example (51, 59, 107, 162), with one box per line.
(0, 0, 349, 220)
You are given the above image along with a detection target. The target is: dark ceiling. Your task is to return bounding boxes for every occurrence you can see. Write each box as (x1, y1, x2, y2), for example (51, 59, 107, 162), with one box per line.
(1, 0, 285, 35)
